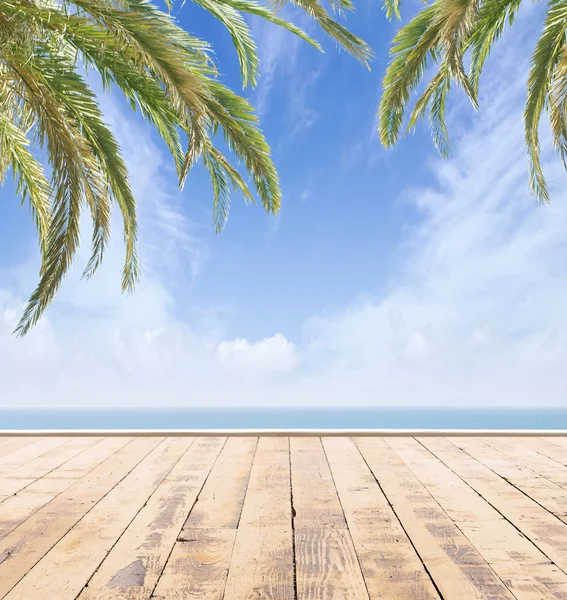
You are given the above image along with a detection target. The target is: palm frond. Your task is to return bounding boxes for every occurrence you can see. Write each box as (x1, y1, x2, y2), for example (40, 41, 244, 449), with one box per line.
(273, 0, 372, 66)
(524, 0, 567, 203)
(0, 113, 52, 253)
(379, 0, 479, 153)
(0, 0, 369, 334)
(470, 0, 522, 90)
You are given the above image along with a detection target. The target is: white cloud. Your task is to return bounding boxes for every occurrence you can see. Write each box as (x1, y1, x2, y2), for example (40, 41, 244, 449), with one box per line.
(251, 12, 321, 138)
(252, 12, 303, 116)
(216, 333, 298, 373)
(1, 16, 566, 407)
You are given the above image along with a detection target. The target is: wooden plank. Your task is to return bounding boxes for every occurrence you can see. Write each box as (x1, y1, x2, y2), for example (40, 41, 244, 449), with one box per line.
(236, 437, 292, 529)
(518, 438, 567, 465)
(77, 437, 225, 600)
(183, 437, 257, 530)
(0, 439, 36, 460)
(152, 438, 256, 600)
(323, 437, 440, 600)
(450, 437, 567, 521)
(291, 438, 367, 600)
(387, 437, 567, 599)
(546, 438, 567, 449)
(223, 437, 294, 600)
(356, 437, 516, 600)
(0, 437, 166, 598)
(0, 437, 72, 476)
(42, 437, 130, 479)
(2, 437, 189, 600)
(290, 437, 346, 530)
(152, 529, 237, 600)
(0, 438, 132, 540)
(420, 437, 567, 573)
(7, 437, 102, 478)
(0, 437, 103, 498)
(0, 479, 74, 541)
(483, 437, 567, 490)
(295, 528, 369, 600)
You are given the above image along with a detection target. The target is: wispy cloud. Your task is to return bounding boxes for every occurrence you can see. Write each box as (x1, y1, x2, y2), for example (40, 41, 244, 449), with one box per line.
(1, 17, 566, 407)
(252, 12, 304, 116)
(251, 12, 322, 139)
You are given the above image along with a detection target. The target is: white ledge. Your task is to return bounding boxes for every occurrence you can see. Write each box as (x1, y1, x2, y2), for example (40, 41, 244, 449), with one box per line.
(0, 429, 565, 437)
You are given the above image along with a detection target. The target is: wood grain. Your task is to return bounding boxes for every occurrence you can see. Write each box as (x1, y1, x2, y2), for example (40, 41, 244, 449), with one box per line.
(420, 437, 567, 573)
(0, 439, 36, 461)
(2, 438, 193, 600)
(482, 437, 567, 490)
(290, 437, 346, 530)
(388, 437, 567, 599)
(152, 529, 237, 600)
(323, 437, 440, 600)
(183, 436, 257, 530)
(450, 437, 567, 521)
(223, 437, 294, 600)
(0, 437, 104, 500)
(356, 437, 516, 600)
(77, 437, 225, 600)
(0, 437, 165, 598)
(0, 437, 71, 476)
(2, 435, 567, 600)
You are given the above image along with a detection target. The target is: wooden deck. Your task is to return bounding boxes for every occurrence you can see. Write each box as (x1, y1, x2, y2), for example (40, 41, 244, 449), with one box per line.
(1, 436, 567, 599)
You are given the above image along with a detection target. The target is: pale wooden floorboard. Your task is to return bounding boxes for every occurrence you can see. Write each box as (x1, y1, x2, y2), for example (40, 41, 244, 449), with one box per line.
(419, 437, 567, 573)
(2, 435, 567, 600)
(0, 437, 104, 499)
(521, 438, 567, 465)
(449, 437, 567, 522)
(0, 438, 37, 461)
(153, 437, 257, 600)
(388, 437, 567, 599)
(182, 436, 258, 531)
(222, 437, 294, 600)
(0, 438, 166, 599)
(0, 437, 72, 477)
(292, 437, 369, 600)
(356, 437, 516, 600)
(324, 437, 440, 600)
(3, 438, 194, 600)
(482, 437, 567, 491)
(77, 437, 225, 600)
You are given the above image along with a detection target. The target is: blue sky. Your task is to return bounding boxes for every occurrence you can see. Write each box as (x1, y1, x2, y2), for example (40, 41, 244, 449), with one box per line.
(1, 0, 566, 407)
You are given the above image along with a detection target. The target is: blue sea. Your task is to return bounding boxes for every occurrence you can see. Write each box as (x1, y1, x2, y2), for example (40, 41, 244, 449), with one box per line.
(0, 408, 566, 430)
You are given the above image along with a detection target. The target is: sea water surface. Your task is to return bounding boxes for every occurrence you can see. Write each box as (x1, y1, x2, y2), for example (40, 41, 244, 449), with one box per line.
(0, 408, 566, 430)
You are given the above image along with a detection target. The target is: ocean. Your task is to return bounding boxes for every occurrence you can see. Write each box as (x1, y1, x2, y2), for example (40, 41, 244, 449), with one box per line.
(0, 407, 566, 430)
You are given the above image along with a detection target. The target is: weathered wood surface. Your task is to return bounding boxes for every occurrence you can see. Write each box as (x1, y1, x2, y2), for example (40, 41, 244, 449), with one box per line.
(0, 435, 567, 599)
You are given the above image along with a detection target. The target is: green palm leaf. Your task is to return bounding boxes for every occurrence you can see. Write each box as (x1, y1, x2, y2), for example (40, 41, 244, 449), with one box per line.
(0, 0, 369, 334)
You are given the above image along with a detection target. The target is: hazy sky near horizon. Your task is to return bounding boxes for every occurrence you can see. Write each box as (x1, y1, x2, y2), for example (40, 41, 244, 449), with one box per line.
(1, 2, 566, 407)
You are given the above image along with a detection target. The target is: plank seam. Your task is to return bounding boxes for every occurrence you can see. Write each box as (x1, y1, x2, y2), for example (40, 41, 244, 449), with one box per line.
(0, 437, 162, 599)
(0, 437, 70, 477)
(288, 437, 299, 600)
(446, 438, 567, 525)
(353, 438, 447, 600)
(64, 438, 191, 600)
(385, 438, 559, 599)
(0, 437, 108, 506)
(480, 438, 567, 493)
(219, 436, 261, 600)
(74, 438, 197, 598)
(521, 439, 567, 467)
(148, 437, 229, 600)
(415, 437, 567, 578)
(319, 437, 372, 600)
